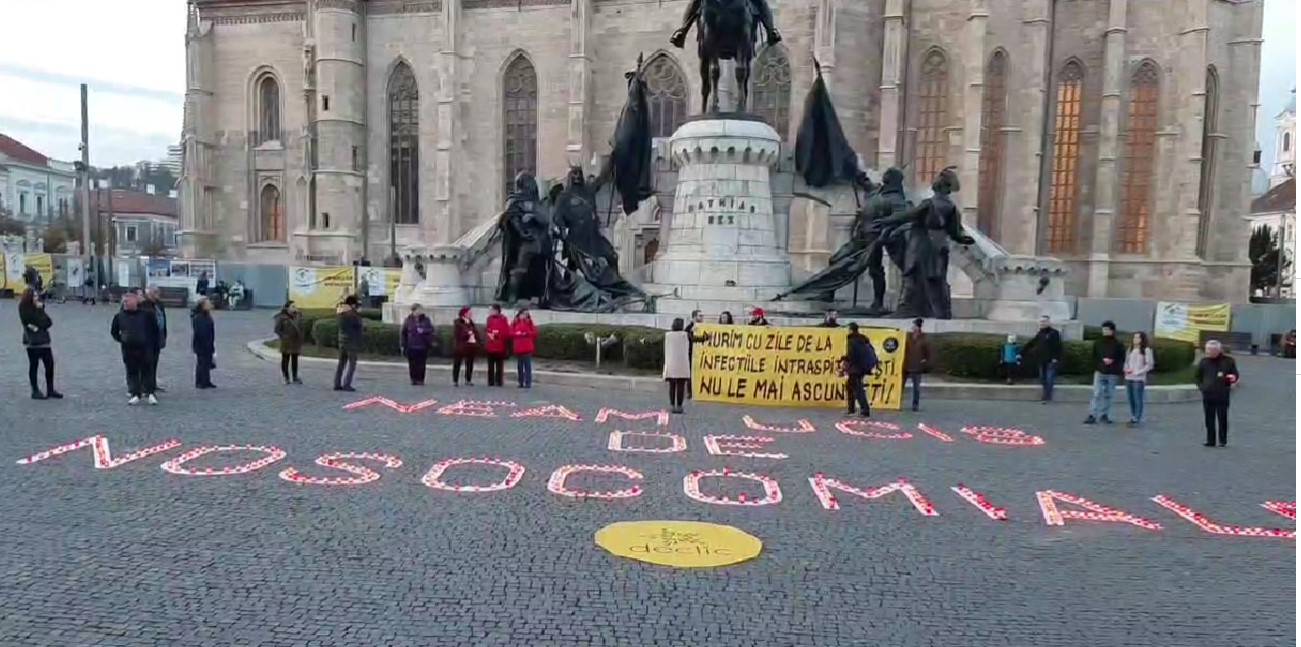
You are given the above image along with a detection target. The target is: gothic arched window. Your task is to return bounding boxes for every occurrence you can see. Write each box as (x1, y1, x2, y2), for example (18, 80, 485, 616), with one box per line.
(388, 61, 420, 225)
(1046, 61, 1084, 254)
(978, 50, 1008, 238)
(645, 54, 688, 139)
(1117, 61, 1160, 254)
(503, 54, 538, 196)
(259, 184, 283, 242)
(1195, 66, 1219, 258)
(752, 47, 792, 137)
(256, 74, 281, 145)
(915, 48, 949, 188)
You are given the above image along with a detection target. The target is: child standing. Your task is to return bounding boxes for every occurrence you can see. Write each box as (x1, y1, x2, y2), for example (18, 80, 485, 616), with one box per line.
(999, 334, 1020, 385)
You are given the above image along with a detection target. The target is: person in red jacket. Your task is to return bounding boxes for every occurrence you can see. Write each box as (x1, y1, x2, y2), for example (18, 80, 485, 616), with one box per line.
(511, 308, 537, 388)
(452, 306, 479, 386)
(483, 304, 511, 387)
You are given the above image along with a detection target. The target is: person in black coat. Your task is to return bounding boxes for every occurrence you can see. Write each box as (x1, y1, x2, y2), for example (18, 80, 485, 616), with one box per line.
(1084, 320, 1126, 424)
(1018, 315, 1064, 403)
(844, 322, 878, 417)
(110, 293, 161, 404)
(1194, 340, 1239, 447)
(18, 288, 61, 400)
(191, 297, 217, 389)
(141, 287, 169, 391)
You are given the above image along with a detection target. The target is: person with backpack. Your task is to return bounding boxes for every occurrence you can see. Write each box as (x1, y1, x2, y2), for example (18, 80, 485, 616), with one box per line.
(845, 322, 878, 417)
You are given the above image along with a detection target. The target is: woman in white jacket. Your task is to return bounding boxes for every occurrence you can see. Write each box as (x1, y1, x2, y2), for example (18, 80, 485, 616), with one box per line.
(663, 318, 692, 414)
(1123, 332, 1156, 427)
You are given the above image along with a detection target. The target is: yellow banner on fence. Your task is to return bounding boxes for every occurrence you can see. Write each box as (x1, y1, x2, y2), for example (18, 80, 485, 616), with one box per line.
(2, 253, 52, 292)
(691, 324, 907, 410)
(357, 266, 401, 297)
(288, 266, 355, 310)
(1153, 302, 1231, 344)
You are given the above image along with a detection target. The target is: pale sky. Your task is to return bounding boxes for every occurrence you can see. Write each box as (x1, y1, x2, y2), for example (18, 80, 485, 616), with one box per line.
(0, 0, 1294, 169)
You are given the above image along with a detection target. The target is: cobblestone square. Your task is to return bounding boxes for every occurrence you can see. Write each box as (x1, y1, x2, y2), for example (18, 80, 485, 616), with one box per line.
(0, 303, 1294, 647)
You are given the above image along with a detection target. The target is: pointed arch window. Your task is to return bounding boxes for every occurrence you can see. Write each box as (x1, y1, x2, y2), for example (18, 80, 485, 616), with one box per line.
(1046, 61, 1084, 254)
(977, 50, 1008, 238)
(256, 75, 281, 145)
(752, 47, 792, 137)
(258, 184, 283, 242)
(1117, 61, 1160, 254)
(916, 49, 950, 187)
(645, 54, 688, 139)
(388, 61, 420, 225)
(503, 54, 538, 196)
(1195, 66, 1219, 258)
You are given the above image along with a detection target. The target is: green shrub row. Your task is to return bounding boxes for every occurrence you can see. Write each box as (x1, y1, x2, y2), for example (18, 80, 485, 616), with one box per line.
(298, 320, 1195, 379)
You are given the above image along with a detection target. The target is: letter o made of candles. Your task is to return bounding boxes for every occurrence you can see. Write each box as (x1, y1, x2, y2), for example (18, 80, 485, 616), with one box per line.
(548, 464, 644, 499)
(421, 457, 526, 493)
(683, 469, 782, 506)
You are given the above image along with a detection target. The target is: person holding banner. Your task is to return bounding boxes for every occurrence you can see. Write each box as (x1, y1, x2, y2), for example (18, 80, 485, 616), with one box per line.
(844, 322, 878, 417)
(1194, 340, 1239, 447)
(663, 318, 691, 414)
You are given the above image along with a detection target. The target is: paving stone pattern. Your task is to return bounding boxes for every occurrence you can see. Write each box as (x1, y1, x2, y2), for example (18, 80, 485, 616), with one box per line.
(0, 303, 1294, 647)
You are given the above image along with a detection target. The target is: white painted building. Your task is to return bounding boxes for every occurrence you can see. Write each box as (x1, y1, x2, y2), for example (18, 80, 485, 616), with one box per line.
(89, 188, 182, 257)
(1270, 90, 1295, 188)
(0, 133, 77, 223)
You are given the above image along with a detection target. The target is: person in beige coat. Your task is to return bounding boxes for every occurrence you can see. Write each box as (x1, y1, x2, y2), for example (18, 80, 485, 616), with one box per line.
(663, 318, 692, 414)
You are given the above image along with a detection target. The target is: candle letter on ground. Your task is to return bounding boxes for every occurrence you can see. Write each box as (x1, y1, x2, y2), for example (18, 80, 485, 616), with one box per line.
(160, 445, 288, 477)
(684, 469, 782, 506)
(342, 397, 439, 414)
(961, 426, 1045, 447)
(836, 419, 912, 440)
(16, 435, 181, 469)
(951, 484, 1008, 520)
(595, 408, 669, 427)
(512, 404, 582, 421)
(547, 465, 644, 499)
(422, 458, 525, 493)
(741, 415, 815, 434)
(279, 452, 403, 486)
(703, 435, 788, 459)
(436, 400, 516, 418)
(1036, 491, 1161, 530)
(1261, 501, 1297, 522)
(807, 475, 938, 515)
(608, 431, 687, 453)
(1151, 495, 1295, 539)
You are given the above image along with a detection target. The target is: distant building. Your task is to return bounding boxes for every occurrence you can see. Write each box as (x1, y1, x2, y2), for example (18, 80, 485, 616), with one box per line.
(89, 188, 181, 257)
(1247, 177, 1296, 298)
(0, 133, 77, 223)
(1269, 90, 1296, 189)
(163, 144, 183, 177)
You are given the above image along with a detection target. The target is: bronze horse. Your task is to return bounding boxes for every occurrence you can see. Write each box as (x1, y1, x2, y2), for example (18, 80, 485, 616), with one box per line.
(697, 0, 755, 114)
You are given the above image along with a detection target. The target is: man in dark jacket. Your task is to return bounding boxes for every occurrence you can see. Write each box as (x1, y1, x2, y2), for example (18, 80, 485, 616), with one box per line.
(1085, 320, 1126, 424)
(1018, 315, 1064, 403)
(333, 296, 364, 392)
(191, 298, 217, 389)
(110, 293, 161, 405)
(902, 318, 931, 412)
(1195, 340, 1239, 447)
(141, 287, 169, 391)
(845, 323, 878, 417)
(818, 310, 840, 328)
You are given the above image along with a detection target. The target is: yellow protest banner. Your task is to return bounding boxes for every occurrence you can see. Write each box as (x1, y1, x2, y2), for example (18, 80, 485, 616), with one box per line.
(288, 266, 355, 310)
(357, 266, 401, 297)
(691, 324, 907, 410)
(1153, 302, 1231, 344)
(3, 253, 53, 292)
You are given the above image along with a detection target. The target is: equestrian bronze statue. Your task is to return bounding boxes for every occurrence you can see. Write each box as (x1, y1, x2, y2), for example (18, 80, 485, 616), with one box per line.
(670, 0, 781, 114)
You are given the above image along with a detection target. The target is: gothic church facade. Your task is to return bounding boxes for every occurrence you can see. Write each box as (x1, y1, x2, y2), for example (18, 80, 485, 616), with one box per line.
(181, 0, 1263, 300)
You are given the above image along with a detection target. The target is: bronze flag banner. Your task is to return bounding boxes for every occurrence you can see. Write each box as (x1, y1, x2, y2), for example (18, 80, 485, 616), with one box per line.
(691, 324, 907, 410)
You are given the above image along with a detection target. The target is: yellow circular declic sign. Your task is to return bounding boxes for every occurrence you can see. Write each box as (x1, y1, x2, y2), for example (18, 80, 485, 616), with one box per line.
(595, 520, 763, 568)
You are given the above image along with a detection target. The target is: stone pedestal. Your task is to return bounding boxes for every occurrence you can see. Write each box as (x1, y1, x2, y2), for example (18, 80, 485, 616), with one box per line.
(645, 117, 795, 315)
(386, 244, 471, 323)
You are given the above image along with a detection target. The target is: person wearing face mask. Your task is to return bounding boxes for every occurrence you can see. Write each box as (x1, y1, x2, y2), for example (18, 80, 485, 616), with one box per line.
(1084, 321, 1126, 425)
(18, 288, 61, 400)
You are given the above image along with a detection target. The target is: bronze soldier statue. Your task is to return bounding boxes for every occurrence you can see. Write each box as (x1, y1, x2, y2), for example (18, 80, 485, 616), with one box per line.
(877, 166, 975, 320)
(495, 172, 551, 305)
(671, 0, 782, 49)
(774, 167, 908, 314)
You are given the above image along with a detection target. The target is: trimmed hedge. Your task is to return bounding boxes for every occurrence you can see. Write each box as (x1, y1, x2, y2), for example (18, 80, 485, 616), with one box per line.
(931, 332, 1194, 381)
(299, 322, 1195, 380)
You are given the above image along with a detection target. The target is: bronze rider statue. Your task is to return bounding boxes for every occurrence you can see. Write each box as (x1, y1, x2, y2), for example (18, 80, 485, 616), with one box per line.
(670, 0, 782, 49)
